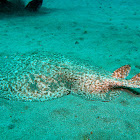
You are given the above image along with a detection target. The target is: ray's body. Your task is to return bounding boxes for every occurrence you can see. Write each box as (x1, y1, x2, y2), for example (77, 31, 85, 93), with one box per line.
(0, 53, 140, 101)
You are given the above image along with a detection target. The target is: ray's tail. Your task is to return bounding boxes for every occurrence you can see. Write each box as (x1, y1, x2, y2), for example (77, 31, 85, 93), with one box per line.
(127, 73, 140, 88)
(112, 65, 140, 89)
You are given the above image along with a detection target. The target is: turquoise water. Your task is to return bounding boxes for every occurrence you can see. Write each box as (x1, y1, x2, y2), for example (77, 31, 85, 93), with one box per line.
(0, 0, 140, 139)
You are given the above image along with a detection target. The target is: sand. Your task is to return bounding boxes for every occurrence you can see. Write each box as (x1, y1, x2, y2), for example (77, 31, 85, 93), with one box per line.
(0, 0, 140, 139)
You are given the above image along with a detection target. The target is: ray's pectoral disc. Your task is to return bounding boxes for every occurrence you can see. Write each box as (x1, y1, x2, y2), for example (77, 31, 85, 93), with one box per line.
(0, 52, 139, 102)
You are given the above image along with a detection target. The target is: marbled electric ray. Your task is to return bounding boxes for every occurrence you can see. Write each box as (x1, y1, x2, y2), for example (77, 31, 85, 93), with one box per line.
(0, 52, 139, 101)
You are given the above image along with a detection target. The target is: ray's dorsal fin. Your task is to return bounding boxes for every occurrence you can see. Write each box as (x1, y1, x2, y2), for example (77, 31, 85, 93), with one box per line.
(131, 73, 140, 81)
(112, 65, 131, 79)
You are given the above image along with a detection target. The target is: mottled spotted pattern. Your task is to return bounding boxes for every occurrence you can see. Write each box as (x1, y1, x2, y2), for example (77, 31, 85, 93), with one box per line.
(0, 52, 139, 101)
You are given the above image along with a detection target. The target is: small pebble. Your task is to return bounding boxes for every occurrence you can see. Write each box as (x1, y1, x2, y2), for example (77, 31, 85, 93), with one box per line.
(75, 41, 79, 44)
(8, 124, 15, 130)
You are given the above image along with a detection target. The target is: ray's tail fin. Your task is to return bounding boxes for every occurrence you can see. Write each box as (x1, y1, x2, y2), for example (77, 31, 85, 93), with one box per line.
(112, 65, 131, 79)
(112, 65, 140, 89)
(127, 73, 140, 88)
(131, 73, 140, 81)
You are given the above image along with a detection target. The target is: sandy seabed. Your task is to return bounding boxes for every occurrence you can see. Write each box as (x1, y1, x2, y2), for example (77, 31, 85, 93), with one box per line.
(0, 0, 140, 139)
